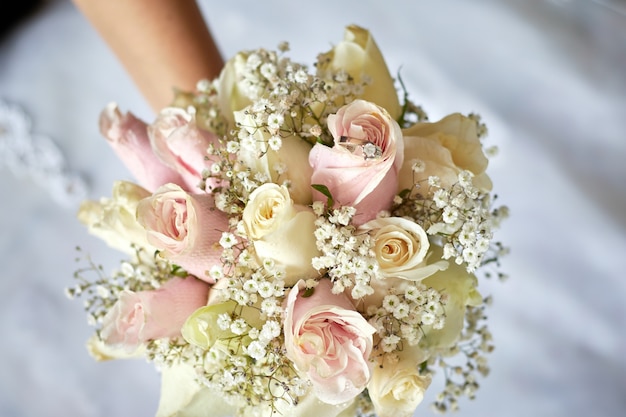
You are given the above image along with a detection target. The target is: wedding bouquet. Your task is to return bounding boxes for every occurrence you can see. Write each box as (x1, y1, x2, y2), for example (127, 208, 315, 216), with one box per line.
(69, 25, 508, 417)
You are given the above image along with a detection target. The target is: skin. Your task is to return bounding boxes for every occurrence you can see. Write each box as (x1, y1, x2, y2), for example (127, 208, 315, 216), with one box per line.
(72, 0, 224, 112)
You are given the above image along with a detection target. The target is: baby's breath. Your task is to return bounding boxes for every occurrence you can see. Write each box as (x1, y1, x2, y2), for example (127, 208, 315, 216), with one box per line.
(69, 246, 179, 327)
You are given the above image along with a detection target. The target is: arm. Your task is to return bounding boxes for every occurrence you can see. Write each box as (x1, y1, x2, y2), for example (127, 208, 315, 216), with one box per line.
(72, 0, 224, 112)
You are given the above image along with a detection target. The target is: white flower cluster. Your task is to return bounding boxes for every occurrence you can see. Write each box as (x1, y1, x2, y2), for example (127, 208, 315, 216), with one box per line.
(68, 246, 175, 326)
(395, 171, 509, 273)
(368, 284, 448, 353)
(428, 303, 494, 413)
(194, 45, 368, 214)
(312, 205, 379, 299)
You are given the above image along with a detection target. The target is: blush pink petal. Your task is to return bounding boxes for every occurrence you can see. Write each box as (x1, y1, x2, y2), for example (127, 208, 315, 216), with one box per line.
(101, 276, 210, 351)
(98, 103, 185, 192)
(284, 279, 375, 405)
(309, 146, 398, 225)
(309, 100, 403, 225)
(140, 277, 211, 339)
(137, 185, 229, 282)
(148, 108, 224, 193)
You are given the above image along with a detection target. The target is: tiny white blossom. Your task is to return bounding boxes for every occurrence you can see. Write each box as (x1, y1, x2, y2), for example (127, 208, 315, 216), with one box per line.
(421, 311, 436, 325)
(260, 320, 281, 342)
(233, 290, 250, 305)
(230, 318, 248, 335)
(382, 295, 401, 312)
(458, 170, 473, 188)
(219, 232, 237, 248)
(443, 243, 456, 260)
(428, 176, 441, 187)
(210, 163, 221, 174)
(246, 340, 266, 360)
(412, 159, 426, 173)
(393, 303, 410, 319)
(381, 334, 401, 352)
(309, 124, 322, 137)
(209, 265, 224, 281)
(217, 313, 232, 330)
(294, 69, 308, 83)
(312, 201, 325, 216)
(267, 113, 284, 130)
(443, 206, 459, 224)
(257, 281, 274, 298)
(243, 279, 258, 293)
(485, 145, 499, 157)
(96, 285, 110, 299)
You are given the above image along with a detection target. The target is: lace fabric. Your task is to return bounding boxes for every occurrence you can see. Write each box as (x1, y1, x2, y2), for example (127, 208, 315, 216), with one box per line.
(0, 99, 88, 208)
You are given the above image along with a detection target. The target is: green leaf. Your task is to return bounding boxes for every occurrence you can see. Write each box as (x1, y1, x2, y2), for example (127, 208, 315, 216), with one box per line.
(311, 184, 334, 208)
(171, 264, 189, 277)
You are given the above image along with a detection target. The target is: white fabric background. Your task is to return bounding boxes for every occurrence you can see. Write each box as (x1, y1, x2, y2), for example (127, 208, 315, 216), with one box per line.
(1, 0, 625, 416)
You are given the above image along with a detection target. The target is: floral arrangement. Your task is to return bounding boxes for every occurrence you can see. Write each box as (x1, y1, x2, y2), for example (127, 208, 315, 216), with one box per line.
(69, 25, 509, 417)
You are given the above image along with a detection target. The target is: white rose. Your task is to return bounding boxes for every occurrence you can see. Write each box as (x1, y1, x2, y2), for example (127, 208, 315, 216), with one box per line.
(368, 347, 432, 417)
(77, 180, 155, 254)
(235, 110, 313, 205)
(358, 217, 448, 282)
(242, 183, 320, 285)
(317, 25, 401, 121)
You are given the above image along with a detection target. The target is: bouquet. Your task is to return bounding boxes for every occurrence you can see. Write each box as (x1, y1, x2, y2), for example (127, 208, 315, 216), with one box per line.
(69, 25, 509, 417)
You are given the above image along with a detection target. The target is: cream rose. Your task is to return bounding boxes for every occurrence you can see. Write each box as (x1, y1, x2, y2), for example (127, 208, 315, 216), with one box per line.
(420, 258, 483, 349)
(358, 217, 448, 282)
(242, 183, 320, 285)
(136, 183, 228, 282)
(77, 180, 155, 255)
(317, 25, 401, 121)
(399, 113, 492, 194)
(283, 279, 376, 405)
(235, 110, 313, 205)
(309, 100, 403, 225)
(368, 347, 432, 417)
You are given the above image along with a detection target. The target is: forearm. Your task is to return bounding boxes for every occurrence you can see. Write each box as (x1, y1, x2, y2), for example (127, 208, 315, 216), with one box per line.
(72, 0, 224, 112)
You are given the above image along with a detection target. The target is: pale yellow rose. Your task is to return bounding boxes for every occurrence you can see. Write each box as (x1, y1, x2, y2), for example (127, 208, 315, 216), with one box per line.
(77, 180, 154, 254)
(358, 217, 448, 282)
(235, 110, 313, 205)
(181, 277, 263, 351)
(317, 25, 401, 121)
(420, 259, 483, 349)
(399, 113, 492, 193)
(242, 183, 320, 285)
(368, 347, 432, 417)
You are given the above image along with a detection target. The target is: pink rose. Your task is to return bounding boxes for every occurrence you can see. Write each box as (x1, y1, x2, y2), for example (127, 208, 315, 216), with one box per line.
(99, 103, 185, 192)
(100, 276, 210, 352)
(309, 99, 403, 225)
(148, 107, 222, 192)
(283, 279, 376, 405)
(136, 183, 228, 282)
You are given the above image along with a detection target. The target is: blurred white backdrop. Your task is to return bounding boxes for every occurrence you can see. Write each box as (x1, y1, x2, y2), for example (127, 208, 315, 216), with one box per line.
(1, 0, 625, 416)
